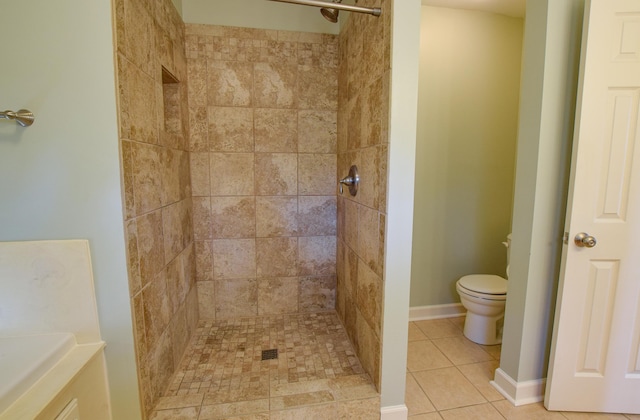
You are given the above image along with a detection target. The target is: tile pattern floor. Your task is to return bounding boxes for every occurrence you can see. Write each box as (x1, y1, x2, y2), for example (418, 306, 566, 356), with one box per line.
(150, 311, 379, 419)
(406, 316, 640, 420)
(150, 312, 640, 419)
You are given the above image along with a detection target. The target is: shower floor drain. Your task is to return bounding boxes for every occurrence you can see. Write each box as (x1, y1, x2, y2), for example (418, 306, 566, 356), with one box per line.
(261, 349, 278, 360)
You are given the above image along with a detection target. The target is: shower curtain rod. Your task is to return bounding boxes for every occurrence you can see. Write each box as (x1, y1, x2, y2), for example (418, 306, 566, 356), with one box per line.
(267, 0, 381, 17)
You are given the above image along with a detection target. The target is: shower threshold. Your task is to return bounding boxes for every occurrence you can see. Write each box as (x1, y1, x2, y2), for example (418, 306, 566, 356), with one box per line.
(149, 311, 379, 419)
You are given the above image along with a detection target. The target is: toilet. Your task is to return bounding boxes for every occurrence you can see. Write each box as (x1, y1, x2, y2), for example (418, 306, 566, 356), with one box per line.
(456, 235, 510, 345)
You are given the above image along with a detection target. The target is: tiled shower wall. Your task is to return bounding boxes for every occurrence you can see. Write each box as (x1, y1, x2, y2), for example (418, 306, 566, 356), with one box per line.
(185, 25, 339, 320)
(336, 0, 392, 390)
(114, 0, 198, 416)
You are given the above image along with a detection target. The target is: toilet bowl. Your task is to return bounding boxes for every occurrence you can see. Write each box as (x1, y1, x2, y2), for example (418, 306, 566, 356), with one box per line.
(456, 274, 508, 345)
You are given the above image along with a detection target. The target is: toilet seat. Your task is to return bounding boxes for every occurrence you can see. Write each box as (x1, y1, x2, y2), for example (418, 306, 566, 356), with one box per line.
(457, 275, 507, 300)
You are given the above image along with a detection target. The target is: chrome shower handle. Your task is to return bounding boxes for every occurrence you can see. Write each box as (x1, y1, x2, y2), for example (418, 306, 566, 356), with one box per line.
(338, 165, 359, 196)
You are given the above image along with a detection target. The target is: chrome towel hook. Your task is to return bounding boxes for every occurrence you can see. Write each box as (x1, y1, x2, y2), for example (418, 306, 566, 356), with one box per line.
(0, 109, 35, 127)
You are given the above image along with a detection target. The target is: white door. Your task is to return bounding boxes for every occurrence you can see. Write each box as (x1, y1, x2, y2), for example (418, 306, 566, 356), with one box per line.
(545, 0, 640, 413)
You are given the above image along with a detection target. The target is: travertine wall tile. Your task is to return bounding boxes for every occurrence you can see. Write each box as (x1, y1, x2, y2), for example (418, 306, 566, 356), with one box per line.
(215, 278, 258, 319)
(256, 237, 298, 278)
(211, 196, 256, 238)
(258, 277, 299, 315)
(207, 61, 253, 107)
(299, 276, 337, 312)
(212, 238, 256, 279)
(254, 63, 297, 108)
(255, 108, 297, 152)
(116, 0, 197, 415)
(197, 280, 216, 319)
(209, 107, 254, 152)
(298, 110, 337, 153)
(299, 236, 336, 276)
(255, 153, 297, 196)
(210, 153, 255, 196)
(186, 24, 339, 323)
(336, 1, 391, 391)
(298, 196, 336, 236)
(256, 196, 298, 237)
(298, 154, 336, 195)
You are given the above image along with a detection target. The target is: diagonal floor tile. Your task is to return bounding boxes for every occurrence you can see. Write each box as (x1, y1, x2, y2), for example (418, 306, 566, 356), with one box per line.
(413, 367, 486, 411)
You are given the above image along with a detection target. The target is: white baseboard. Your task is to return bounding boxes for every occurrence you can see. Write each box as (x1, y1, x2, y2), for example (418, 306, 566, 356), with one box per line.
(380, 404, 408, 420)
(409, 303, 466, 321)
(491, 368, 546, 406)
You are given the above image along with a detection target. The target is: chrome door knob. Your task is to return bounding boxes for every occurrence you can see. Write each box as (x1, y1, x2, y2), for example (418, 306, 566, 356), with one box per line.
(574, 232, 597, 248)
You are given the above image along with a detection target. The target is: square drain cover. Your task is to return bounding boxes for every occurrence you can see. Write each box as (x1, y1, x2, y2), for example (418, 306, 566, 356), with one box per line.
(261, 349, 278, 360)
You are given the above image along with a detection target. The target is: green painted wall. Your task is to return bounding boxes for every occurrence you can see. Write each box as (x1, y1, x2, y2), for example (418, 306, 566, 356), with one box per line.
(0, 1, 141, 418)
(410, 6, 523, 307)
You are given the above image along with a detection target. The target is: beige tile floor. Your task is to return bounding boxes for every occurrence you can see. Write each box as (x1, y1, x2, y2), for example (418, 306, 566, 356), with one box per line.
(406, 316, 640, 420)
(149, 312, 379, 419)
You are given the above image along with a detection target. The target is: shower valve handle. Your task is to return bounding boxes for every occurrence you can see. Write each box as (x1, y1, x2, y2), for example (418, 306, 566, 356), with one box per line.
(338, 165, 359, 196)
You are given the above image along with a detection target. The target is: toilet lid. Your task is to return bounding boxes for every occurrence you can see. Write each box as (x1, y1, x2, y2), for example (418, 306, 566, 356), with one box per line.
(458, 274, 507, 295)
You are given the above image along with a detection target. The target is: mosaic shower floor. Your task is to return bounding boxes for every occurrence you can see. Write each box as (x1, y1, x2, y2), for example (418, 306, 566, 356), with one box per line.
(150, 311, 380, 419)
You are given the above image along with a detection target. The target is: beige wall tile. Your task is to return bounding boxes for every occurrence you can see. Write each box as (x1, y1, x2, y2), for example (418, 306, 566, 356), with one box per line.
(299, 276, 336, 312)
(192, 196, 212, 240)
(299, 236, 336, 276)
(298, 154, 337, 195)
(256, 237, 298, 278)
(123, 0, 155, 77)
(125, 219, 142, 295)
(132, 292, 147, 362)
(121, 140, 135, 219)
(197, 281, 216, 319)
(298, 110, 337, 153)
(355, 311, 380, 388)
(357, 205, 380, 276)
(195, 240, 213, 281)
(215, 278, 258, 319)
(190, 152, 210, 196)
(213, 238, 256, 279)
(188, 105, 209, 151)
(255, 108, 297, 152)
(255, 153, 297, 196)
(258, 277, 299, 315)
(253, 63, 297, 108)
(162, 201, 189, 263)
(298, 66, 338, 110)
(209, 106, 254, 152)
(344, 199, 358, 250)
(137, 209, 165, 288)
(142, 273, 171, 349)
(210, 153, 255, 196)
(131, 142, 163, 215)
(207, 61, 254, 107)
(298, 196, 336, 236)
(211, 196, 256, 238)
(256, 196, 298, 237)
(355, 259, 382, 338)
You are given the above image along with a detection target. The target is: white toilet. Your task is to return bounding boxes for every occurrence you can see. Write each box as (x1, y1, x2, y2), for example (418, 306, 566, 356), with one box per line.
(456, 235, 510, 345)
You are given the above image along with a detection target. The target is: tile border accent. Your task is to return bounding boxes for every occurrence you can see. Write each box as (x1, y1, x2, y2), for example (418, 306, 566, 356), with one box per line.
(380, 404, 408, 420)
(491, 367, 546, 406)
(408, 304, 465, 321)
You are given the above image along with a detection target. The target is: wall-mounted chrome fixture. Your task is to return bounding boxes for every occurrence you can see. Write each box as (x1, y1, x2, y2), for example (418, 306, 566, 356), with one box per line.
(1, 109, 35, 127)
(339, 165, 359, 196)
(267, 0, 381, 20)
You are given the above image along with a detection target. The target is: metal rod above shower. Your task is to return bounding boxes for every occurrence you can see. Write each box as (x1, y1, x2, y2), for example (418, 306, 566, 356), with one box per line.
(267, 0, 381, 17)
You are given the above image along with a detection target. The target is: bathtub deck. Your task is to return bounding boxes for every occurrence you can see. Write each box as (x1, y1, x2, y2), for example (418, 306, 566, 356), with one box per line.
(0, 333, 76, 414)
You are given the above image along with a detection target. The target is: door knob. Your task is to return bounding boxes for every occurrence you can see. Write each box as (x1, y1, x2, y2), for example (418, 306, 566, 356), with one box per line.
(574, 232, 597, 248)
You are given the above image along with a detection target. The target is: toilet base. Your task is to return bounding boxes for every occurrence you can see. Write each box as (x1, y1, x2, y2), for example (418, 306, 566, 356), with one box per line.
(463, 312, 504, 345)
